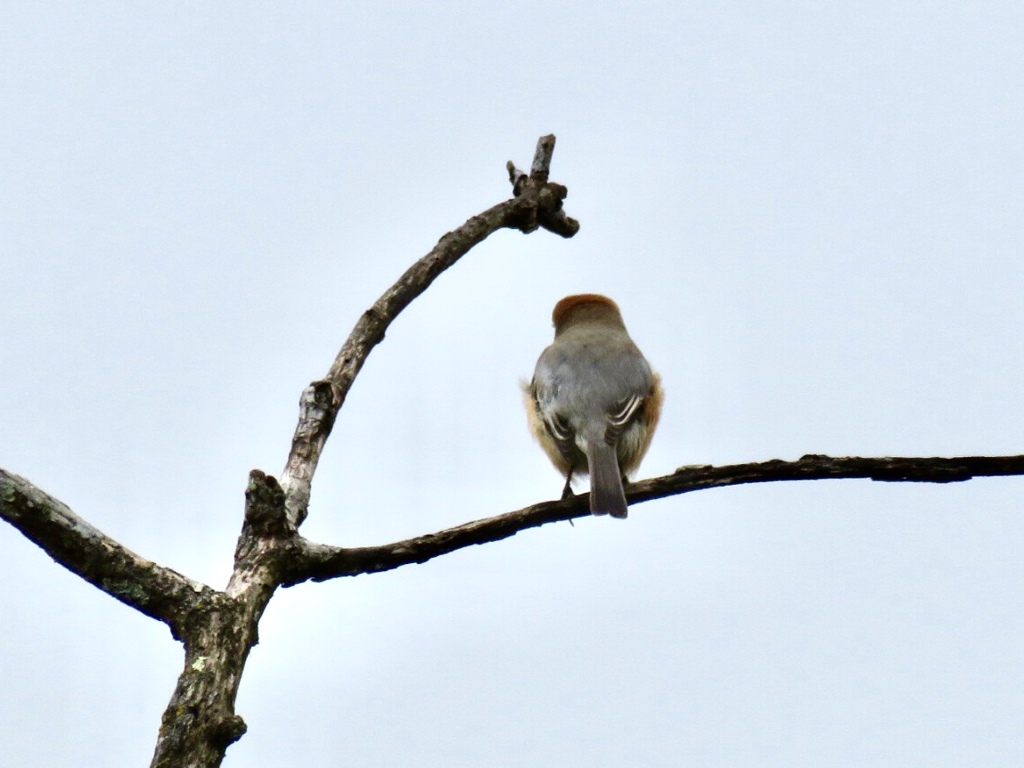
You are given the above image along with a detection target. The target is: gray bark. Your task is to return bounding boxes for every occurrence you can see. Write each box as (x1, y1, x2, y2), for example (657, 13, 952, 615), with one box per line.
(2, 135, 1022, 766)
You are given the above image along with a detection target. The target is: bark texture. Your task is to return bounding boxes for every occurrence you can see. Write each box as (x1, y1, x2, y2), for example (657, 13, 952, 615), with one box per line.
(277, 453, 1024, 584)
(151, 136, 578, 766)
(0, 468, 212, 640)
(2, 135, 1021, 767)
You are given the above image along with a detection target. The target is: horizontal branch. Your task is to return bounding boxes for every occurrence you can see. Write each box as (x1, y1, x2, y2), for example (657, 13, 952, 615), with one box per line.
(632, 453, 1024, 499)
(0, 469, 215, 639)
(280, 453, 1024, 585)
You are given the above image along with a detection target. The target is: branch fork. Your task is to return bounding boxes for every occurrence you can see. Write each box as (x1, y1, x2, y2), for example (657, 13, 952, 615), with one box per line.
(506, 134, 579, 236)
(3, 134, 1020, 768)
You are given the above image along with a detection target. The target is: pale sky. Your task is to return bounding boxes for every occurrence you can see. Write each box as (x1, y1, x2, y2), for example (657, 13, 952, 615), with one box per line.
(3, 3, 1024, 766)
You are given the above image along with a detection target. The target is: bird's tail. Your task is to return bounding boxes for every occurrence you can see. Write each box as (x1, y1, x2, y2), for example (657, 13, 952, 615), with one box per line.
(587, 441, 628, 518)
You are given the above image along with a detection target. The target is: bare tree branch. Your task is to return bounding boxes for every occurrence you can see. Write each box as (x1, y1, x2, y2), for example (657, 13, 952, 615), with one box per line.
(150, 471, 289, 767)
(10, 133, 1018, 768)
(144, 135, 581, 766)
(1, 135, 582, 768)
(505, 134, 578, 236)
(280, 453, 1024, 585)
(530, 133, 556, 181)
(0, 469, 213, 639)
(279, 134, 579, 526)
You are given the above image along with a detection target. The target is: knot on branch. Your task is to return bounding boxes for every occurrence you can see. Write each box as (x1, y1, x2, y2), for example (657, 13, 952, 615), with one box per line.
(294, 380, 341, 444)
(506, 134, 580, 238)
(210, 713, 248, 749)
(236, 471, 292, 565)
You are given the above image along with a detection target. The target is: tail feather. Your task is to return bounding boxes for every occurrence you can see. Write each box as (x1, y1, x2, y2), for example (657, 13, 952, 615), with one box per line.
(587, 441, 628, 518)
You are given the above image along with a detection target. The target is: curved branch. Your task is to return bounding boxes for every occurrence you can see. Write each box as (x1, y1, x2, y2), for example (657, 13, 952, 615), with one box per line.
(280, 453, 1024, 585)
(0, 469, 213, 639)
(279, 134, 579, 526)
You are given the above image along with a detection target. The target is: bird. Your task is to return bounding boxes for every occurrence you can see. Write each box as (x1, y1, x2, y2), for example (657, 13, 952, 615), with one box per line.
(525, 294, 663, 518)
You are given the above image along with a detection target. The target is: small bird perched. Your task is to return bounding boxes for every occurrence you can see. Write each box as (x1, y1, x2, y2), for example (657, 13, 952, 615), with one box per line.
(525, 294, 663, 518)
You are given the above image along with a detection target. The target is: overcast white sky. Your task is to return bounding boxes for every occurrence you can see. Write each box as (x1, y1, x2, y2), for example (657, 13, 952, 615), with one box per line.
(3, 3, 1024, 766)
